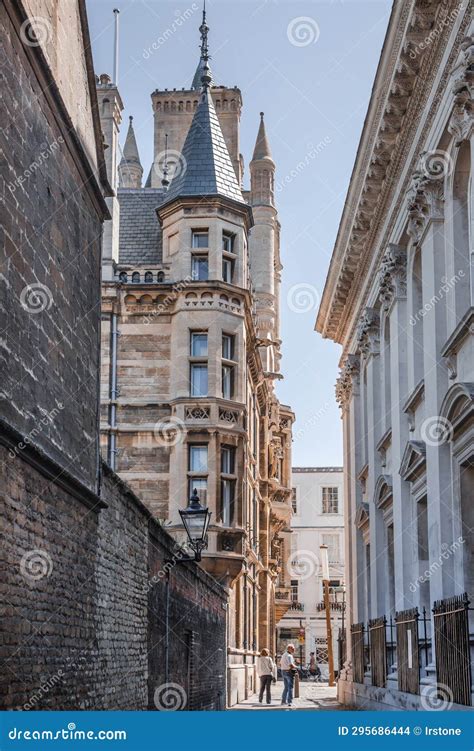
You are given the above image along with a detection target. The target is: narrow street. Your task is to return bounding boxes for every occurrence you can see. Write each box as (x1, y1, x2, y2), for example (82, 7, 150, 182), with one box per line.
(232, 682, 349, 711)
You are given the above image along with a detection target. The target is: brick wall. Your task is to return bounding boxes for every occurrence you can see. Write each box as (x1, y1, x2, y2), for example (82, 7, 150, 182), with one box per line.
(0, 1, 102, 493)
(0, 450, 227, 710)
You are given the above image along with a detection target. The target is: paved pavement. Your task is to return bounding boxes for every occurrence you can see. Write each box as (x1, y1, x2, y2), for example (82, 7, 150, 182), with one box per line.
(232, 680, 350, 710)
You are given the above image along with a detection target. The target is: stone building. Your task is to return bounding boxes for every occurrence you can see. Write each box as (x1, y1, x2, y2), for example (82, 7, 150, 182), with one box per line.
(316, 0, 473, 710)
(276, 468, 345, 679)
(98, 8, 294, 705)
(1, 0, 226, 710)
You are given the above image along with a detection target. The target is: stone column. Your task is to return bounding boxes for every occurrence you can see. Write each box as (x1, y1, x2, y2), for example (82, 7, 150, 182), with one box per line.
(357, 309, 385, 618)
(379, 245, 415, 611)
(336, 354, 361, 682)
(407, 173, 453, 600)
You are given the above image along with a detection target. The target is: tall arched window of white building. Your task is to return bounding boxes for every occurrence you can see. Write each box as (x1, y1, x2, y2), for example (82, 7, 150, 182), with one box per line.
(408, 244, 424, 390)
(449, 140, 472, 329)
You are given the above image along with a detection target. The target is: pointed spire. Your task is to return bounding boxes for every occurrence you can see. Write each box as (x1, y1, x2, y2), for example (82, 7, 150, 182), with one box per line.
(163, 18, 244, 207)
(121, 116, 141, 165)
(119, 116, 143, 188)
(252, 112, 274, 163)
(191, 1, 213, 90)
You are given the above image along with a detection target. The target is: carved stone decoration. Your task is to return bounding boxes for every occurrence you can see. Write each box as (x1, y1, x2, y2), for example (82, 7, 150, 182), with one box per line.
(406, 156, 445, 243)
(185, 405, 210, 420)
(335, 354, 361, 408)
(448, 35, 474, 146)
(378, 244, 407, 310)
(444, 352, 457, 381)
(218, 408, 239, 423)
(356, 308, 380, 357)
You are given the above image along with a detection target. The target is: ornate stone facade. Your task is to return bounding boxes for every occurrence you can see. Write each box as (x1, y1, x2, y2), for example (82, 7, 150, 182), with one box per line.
(317, 1, 473, 710)
(98, 10, 294, 707)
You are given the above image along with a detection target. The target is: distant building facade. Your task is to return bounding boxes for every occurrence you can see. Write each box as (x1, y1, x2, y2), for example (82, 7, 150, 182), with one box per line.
(316, 0, 473, 710)
(277, 468, 345, 678)
(97, 9, 294, 706)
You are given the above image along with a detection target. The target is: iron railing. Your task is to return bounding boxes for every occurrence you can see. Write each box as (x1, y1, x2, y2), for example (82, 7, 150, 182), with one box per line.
(433, 592, 471, 707)
(395, 607, 420, 695)
(348, 592, 472, 707)
(369, 616, 387, 688)
(351, 622, 365, 684)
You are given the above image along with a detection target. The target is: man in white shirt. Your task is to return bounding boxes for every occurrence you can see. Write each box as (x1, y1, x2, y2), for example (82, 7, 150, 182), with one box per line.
(280, 643, 297, 706)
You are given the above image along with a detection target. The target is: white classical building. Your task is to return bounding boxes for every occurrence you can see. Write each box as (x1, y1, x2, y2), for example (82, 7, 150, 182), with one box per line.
(277, 468, 345, 678)
(316, 1, 473, 710)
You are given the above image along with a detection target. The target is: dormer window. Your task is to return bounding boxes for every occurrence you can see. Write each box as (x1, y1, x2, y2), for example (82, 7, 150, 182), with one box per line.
(132, 272, 140, 283)
(144, 271, 153, 283)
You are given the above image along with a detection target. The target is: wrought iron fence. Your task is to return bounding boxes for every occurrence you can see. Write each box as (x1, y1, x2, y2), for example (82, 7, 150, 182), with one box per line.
(349, 592, 472, 708)
(433, 592, 472, 707)
(351, 622, 365, 684)
(369, 616, 387, 687)
(395, 607, 420, 695)
(338, 627, 346, 673)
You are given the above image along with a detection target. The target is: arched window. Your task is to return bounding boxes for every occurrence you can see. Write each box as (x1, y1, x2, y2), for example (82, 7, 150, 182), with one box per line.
(119, 271, 128, 283)
(144, 271, 153, 283)
(132, 272, 140, 283)
(410, 245, 424, 387)
(383, 314, 391, 430)
(157, 271, 165, 283)
(451, 140, 471, 326)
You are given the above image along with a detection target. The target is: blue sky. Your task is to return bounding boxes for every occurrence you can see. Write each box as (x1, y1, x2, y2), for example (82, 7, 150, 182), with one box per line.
(88, 0, 392, 466)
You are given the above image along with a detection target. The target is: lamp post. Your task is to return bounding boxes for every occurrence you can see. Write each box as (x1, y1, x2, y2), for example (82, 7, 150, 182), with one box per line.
(178, 489, 211, 562)
(320, 544, 335, 687)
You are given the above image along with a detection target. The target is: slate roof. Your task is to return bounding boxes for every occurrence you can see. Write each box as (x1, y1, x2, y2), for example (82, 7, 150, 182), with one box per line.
(191, 57, 213, 90)
(162, 86, 245, 206)
(117, 189, 164, 265)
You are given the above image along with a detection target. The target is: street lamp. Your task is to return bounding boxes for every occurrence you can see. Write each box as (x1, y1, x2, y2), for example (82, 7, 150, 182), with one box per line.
(320, 544, 335, 687)
(179, 489, 211, 562)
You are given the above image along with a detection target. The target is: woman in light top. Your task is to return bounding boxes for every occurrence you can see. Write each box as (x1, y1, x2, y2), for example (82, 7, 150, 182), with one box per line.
(256, 648, 277, 705)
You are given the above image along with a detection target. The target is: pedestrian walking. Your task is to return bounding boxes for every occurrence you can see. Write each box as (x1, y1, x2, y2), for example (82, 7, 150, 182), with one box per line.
(256, 648, 277, 705)
(280, 643, 297, 706)
(309, 651, 321, 682)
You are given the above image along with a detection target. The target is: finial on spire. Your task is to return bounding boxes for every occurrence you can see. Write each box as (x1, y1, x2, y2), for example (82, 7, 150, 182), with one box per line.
(129, 115, 133, 124)
(199, 1, 212, 91)
(161, 133, 170, 190)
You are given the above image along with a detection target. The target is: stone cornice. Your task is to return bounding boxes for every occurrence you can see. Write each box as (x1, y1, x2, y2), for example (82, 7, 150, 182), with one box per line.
(315, 1, 470, 344)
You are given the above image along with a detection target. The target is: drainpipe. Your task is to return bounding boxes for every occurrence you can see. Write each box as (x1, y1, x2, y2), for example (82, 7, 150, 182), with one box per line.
(108, 312, 119, 469)
(165, 569, 170, 685)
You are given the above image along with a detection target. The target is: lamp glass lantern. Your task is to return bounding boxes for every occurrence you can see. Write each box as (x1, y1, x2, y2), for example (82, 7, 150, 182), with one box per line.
(179, 489, 211, 561)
